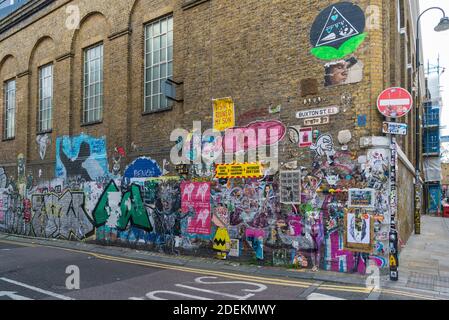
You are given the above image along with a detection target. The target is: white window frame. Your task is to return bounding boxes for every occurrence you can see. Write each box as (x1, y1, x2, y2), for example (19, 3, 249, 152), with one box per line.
(38, 64, 53, 132)
(83, 43, 104, 124)
(4, 79, 16, 139)
(144, 15, 173, 112)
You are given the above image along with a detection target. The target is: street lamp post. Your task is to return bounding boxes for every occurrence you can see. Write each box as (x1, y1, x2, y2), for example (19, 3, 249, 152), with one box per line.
(414, 7, 449, 235)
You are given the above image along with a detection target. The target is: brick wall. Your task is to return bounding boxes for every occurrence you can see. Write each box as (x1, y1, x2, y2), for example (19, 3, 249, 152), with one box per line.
(0, 0, 422, 271)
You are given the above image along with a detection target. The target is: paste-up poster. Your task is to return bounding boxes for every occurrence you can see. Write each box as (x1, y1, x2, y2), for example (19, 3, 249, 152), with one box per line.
(182, 182, 211, 235)
(344, 209, 374, 253)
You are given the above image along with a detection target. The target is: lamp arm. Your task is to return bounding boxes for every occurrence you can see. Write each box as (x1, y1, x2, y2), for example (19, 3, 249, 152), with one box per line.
(416, 7, 446, 69)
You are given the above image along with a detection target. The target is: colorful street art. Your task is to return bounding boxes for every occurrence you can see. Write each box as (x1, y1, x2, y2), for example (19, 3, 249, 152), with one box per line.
(93, 180, 152, 231)
(31, 191, 94, 240)
(181, 182, 211, 235)
(56, 133, 109, 181)
(123, 157, 162, 183)
(310, 2, 367, 60)
(0, 122, 392, 276)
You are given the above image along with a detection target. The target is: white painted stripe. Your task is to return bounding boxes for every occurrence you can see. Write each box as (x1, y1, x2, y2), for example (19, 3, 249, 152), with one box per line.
(0, 277, 75, 300)
(379, 98, 410, 106)
(307, 293, 346, 300)
(0, 291, 33, 300)
(146, 290, 212, 300)
(176, 284, 255, 300)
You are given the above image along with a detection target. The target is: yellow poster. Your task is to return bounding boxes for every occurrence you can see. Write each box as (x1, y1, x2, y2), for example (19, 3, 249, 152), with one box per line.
(215, 163, 263, 179)
(213, 97, 235, 132)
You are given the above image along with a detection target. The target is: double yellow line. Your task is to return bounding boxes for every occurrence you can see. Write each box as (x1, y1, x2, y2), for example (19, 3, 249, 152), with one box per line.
(0, 239, 442, 300)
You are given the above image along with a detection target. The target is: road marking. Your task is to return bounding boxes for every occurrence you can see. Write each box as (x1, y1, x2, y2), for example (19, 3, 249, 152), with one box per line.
(319, 284, 371, 293)
(0, 291, 33, 300)
(298, 281, 323, 299)
(379, 288, 442, 300)
(194, 276, 268, 293)
(366, 288, 381, 300)
(176, 284, 256, 300)
(89, 252, 311, 288)
(315, 286, 369, 294)
(146, 290, 213, 300)
(307, 293, 346, 300)
(0, 277, 74, 300)
(0, 238, 441, 300)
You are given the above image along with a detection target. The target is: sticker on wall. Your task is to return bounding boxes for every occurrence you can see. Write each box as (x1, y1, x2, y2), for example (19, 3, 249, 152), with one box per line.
(324, 57, 363, 87)
(382, 122, 408, 136)
(348, 188, 376, 208)
(214, 163, 263, 179)
(310, 2, 367, 60)
(287, 126, 301, 144)
(357, 114, 367, 127)
(268, 104, 282, 114)
(299, 127, 313, 148)
(304, 116, 330, 126)
(310, 134, 336, 164)
(280, 170, 302, 204)
(344, 209, 374, 253)
(229, 239, 240, 257)
(213, 97, 235, 132)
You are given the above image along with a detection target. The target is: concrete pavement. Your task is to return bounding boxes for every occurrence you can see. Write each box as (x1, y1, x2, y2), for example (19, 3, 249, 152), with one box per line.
(383, 215, 449, 297)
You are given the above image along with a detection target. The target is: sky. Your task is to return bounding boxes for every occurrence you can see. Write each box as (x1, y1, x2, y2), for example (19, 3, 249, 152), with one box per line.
(419, 0, 449, 137)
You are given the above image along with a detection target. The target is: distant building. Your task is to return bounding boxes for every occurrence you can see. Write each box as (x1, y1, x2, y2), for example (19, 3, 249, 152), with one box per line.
(423, 60, 444, 215)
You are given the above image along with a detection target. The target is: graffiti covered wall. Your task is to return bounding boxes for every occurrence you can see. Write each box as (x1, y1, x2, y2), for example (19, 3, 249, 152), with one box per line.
(0, 126, 392, 275)
(0, 1, 404, 275)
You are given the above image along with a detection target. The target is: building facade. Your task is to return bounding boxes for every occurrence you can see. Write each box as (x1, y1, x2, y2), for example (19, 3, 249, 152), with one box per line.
(0, 0, 422, 274)
(423, 62, 444, 215)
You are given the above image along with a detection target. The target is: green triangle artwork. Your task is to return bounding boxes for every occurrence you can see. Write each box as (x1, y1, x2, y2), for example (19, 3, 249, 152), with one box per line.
(310, 2, 366, 61)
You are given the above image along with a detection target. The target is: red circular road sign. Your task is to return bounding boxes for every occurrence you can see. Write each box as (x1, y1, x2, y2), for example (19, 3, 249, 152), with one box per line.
(377, 87, 413, 118)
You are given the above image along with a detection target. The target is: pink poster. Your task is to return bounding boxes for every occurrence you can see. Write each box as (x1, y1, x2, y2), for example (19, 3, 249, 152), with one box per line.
(181, 182, 211, 235)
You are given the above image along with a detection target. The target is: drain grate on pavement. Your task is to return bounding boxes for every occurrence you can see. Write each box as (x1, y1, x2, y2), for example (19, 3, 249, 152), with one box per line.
(406, 272, 437, 290)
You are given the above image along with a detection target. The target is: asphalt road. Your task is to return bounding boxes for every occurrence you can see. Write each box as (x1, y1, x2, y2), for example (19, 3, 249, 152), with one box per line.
(0, 240, 440, 301)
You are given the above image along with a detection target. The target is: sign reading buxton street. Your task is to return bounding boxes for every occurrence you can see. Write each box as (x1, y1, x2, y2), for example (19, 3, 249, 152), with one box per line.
(296, 106, 339, 119)
(377, 87, 413, 118)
